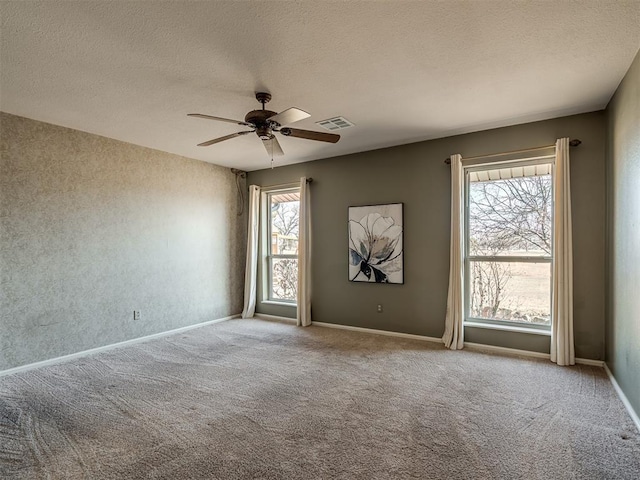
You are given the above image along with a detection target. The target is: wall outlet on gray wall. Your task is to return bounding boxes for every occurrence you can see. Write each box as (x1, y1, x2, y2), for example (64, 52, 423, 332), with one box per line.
(133, 311, 141, 321)
(377, 305, 383, 313)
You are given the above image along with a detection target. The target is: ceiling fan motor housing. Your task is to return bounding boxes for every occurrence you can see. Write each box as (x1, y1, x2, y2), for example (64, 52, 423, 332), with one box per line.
(245, 109, 279, 139)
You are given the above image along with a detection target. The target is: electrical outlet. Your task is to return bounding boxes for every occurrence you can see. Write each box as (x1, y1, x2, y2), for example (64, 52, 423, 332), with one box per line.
(377, 304, 383, 313)
(133, 310, 141, 321)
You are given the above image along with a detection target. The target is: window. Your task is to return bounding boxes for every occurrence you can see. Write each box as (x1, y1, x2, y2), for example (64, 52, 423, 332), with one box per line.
(266, 188, 300, 303)
(464, 158, 553, 330)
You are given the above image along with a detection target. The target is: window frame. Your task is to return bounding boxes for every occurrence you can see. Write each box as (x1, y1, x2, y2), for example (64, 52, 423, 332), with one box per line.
(263, 186, 300, 305)
(463, 156, 555, 333)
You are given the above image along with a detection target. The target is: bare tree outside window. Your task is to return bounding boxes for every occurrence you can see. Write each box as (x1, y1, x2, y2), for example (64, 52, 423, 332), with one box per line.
(271, 258, 298, 300)
(469, 175, 552, 257)
(269, 192, 300, 301)
(272, 200, 299, 254)
(467, 169, 553, 326)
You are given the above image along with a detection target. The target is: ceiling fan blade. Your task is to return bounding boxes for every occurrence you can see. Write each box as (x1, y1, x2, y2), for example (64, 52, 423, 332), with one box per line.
(262, 136, 284, 156)
(280, 127, 340, 143)
(188, 113, 252, 126)
(197, 131, 252, 147)
(267, 107, 310, 126)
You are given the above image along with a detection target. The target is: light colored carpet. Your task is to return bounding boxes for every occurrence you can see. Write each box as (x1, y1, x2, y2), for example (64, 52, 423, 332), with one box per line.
(1, 318, 638, 479)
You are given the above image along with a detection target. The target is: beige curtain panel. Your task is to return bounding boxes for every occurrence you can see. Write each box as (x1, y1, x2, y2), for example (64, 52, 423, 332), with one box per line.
(297, 177, 312, 327)
(551, 138, 575, 366)
(241, 185, 261, 319)
(442, 154, 464, 350)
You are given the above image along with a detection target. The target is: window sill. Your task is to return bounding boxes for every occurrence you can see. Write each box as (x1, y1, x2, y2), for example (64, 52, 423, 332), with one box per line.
(464, 321, 551, 336)
(261, 300, 297, 308)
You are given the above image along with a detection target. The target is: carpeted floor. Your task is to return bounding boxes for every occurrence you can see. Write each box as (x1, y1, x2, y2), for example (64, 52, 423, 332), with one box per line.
(1, 318, 639, 479)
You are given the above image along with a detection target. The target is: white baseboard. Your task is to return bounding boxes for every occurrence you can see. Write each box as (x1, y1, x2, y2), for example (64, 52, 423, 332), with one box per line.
(310, 322, 604, 367)
(257, 318, 604, 368)
(464, 341, 604, 367)
(0, 314, 240, 378)
(573, 357, 606, 367)
(311, 321, 443, 344)
(5, 313, 626, 427)
(464, 341, 550, 360)
(604, 363, 640, 433)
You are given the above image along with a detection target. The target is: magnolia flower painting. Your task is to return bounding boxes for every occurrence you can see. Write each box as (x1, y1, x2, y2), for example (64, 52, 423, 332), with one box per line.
(348, 203, 403, 284)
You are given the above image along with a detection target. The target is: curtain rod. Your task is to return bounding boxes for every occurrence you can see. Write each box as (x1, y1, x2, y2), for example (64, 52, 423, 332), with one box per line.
(444, 139, 581, 164)
(259, 178, 313, 190)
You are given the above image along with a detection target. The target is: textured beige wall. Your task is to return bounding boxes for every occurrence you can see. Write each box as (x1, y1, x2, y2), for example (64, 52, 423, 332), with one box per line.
(248, 112, 606, 360)
(0, 113, 246, 370)
(606, 49, 640, 415)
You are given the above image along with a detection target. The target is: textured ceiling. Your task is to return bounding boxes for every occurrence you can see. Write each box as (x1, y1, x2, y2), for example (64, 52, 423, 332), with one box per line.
(1, 1, 639, 171)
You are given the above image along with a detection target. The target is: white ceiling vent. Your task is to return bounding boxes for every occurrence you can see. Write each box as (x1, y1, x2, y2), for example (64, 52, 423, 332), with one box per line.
(316, 116, 355, 131)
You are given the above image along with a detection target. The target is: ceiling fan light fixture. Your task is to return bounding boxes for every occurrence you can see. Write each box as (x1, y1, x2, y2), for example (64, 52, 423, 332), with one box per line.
(255, 125, 273, 140)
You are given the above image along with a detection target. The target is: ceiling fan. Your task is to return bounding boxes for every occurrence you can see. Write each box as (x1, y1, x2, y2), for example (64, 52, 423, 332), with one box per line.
(188, 92, 340, 157)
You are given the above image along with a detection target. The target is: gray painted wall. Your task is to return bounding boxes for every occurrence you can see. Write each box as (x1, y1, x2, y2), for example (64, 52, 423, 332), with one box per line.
(248, 112, 606, 360)
(606, 49, 640, 415)
(0, 113, 246, 371)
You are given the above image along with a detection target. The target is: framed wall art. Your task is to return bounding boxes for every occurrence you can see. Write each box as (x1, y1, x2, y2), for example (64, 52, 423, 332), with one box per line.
(348, 203, 403, 284)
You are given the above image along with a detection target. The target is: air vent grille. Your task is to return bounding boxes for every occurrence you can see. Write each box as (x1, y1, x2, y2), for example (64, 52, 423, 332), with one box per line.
(316, 116, 354, 131)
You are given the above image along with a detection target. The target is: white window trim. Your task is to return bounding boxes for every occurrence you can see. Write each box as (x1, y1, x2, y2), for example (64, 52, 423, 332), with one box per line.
(462, 155, 555, 334)
(261, 185, 300, 305)
(464, 321, 552, 336)
(260, 300, 296, 308)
